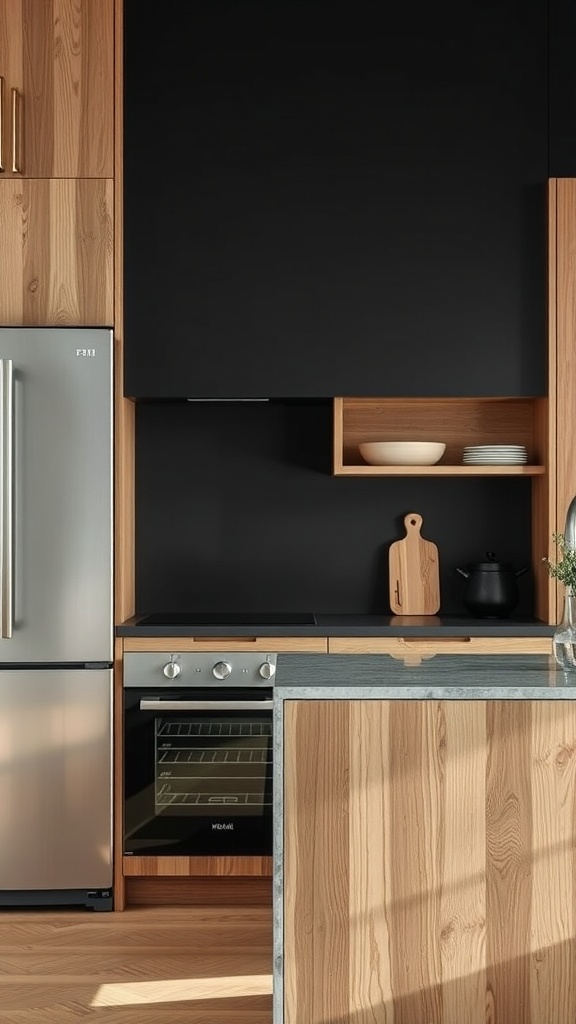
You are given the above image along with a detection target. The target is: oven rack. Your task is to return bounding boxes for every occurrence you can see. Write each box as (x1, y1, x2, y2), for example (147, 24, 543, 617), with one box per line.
(158, 748, 271, 764)
(157, 722, 272, 737)
(156, 788, 272, 807)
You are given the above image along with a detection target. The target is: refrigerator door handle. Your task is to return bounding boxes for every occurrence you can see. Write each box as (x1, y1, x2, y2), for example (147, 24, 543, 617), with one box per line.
(0, 359, 14, 638)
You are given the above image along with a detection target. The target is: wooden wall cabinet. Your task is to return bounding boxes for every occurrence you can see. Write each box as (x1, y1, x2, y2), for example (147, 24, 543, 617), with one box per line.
(0, 0, 114, 178)
(0, 0, 116, 326)
(284, 698, 576, 1024)
(0, 177, 113, 324)
(333, 397, 548, 478)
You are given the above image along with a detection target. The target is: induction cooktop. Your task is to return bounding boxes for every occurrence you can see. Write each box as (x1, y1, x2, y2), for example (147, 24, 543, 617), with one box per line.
(136, 611, 317, 626)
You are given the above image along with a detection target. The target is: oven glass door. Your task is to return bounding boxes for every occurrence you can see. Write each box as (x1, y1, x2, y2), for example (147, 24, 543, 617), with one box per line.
(124, 687, 273, 856)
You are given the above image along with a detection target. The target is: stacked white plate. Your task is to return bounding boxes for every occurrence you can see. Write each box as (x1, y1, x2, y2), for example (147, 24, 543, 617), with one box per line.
(462, 445, 528, 465)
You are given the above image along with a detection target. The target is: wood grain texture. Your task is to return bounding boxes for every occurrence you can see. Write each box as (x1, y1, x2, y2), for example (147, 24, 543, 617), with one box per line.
(553, 179, 576, 624)
(122, 637, 328, 652)
(0, 904, 272, 1023)
(113, 638, 126, 911)
(284, 699, 576, 1024)
(389, 512, 440, 615)
(0, 0, 114, 178)
(0, 177, 113, 324)
(284, 699, 350, 1024)
(532, 396, 554, 624)
(335, 396, 543, 473)
(328, 636, 553, 658)
(123, 857, 273, 878)
(124, 877, 272, 907)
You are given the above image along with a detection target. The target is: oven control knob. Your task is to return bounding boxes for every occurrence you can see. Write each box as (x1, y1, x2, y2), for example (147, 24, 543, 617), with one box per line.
(258, 661, 276, 680)
(212, 660, 232, 680)
(163, 660, 181, 679)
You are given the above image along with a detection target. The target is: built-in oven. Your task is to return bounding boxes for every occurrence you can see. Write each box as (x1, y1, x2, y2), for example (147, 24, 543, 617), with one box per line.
(123, 652, 275, 857)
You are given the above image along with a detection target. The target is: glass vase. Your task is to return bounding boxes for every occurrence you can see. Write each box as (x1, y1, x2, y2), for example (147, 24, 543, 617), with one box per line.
(553, 590, 576, 671)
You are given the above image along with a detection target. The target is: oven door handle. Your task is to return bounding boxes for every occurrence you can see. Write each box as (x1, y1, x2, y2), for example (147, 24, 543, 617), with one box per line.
(139, 699, 274, 711)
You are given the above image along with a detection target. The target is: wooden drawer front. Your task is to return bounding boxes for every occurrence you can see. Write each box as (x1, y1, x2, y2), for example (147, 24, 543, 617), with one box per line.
(328, 636, 551, 663)
(123, 856, 272, 878)
(123, 637, 328, 653)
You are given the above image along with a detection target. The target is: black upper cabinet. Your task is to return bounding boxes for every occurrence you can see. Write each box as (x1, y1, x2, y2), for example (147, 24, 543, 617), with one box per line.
(124, 0, 553, 399)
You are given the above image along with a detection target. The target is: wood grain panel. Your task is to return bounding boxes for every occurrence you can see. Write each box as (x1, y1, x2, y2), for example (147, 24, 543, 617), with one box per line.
(438, 702, 486, 1024)
(0, 177, 113, 324)
(123, 856, 272, 878)
(347, 701, 393, 1021)
(485, 702, 533, 1021)
(388, 702, 445, 1023)
(284, 700, 576, 1024)
(122, 637, 328, 653)
(114, 385, 134, 626)
(0, 0, 114, 177)
(529, 702, 576, 1022)
(554, 178, 576, 623)
(124, 876, 272, 907)
(532, 396, 554, 624)
(113, 638, 125, 911)
(328, 636, 552, 659)
(284, 700, 350, 1024)
(334, 396, 542, 469)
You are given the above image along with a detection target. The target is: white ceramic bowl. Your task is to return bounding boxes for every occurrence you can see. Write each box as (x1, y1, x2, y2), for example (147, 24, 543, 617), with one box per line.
(359, 441, 446, 466)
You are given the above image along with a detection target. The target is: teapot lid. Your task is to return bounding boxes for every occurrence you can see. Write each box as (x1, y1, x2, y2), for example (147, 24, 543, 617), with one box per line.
(470, 551, 513, 572)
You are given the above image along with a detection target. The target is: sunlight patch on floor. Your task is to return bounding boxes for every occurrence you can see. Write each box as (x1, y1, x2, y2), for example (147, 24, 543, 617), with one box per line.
(91, 974, 273, 1006)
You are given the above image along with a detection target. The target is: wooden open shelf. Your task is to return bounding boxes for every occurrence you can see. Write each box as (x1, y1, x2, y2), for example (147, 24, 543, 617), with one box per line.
(333, 396, 548, 476)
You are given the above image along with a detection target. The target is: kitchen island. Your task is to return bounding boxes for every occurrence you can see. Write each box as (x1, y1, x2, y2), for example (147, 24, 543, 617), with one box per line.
(273, 654, 576, 1024)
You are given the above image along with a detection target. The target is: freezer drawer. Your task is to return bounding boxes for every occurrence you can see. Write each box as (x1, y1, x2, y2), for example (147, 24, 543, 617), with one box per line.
(0, 669, 113, 891)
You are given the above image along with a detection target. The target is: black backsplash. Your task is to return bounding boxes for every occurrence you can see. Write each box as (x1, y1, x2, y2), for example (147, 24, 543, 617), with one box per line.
(134, 400, 534, 617)
(125, 0, 574, 614)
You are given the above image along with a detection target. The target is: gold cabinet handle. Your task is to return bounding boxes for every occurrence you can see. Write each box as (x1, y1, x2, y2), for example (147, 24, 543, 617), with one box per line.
(0, 76, 4, 172)
(11, 87, 21, 174)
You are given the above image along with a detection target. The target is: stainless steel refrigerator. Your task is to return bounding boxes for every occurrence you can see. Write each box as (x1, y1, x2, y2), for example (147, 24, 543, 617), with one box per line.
(0, 328, 113, 911)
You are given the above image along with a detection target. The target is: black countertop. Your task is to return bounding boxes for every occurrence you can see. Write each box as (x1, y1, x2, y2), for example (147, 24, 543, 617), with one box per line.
(116, 613, 554, 638)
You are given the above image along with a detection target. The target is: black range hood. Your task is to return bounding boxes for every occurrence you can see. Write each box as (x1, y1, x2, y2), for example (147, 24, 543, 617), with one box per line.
(136, 612, 317, 627)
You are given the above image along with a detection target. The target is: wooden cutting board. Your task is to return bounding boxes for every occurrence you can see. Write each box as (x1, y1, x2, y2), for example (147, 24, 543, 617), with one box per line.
(388, 513, 440, 615)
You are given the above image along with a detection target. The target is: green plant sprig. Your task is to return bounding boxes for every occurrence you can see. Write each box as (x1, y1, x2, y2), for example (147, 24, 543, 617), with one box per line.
(542, 532, 576, 591)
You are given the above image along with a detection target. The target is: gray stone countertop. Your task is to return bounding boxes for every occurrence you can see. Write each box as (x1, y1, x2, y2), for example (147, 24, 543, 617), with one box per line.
(273, 653, 574, 698)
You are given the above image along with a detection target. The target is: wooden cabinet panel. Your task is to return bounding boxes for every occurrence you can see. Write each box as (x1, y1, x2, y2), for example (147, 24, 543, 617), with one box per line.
(123, 855, 272, 878)
(333, 397, 548, 477)
(0, 0, 114, 178)
(284, 699, 576, 1024)
(328, 636, 552, 659)
(123, 637, 328, 653)
(0, 178, 113, 324)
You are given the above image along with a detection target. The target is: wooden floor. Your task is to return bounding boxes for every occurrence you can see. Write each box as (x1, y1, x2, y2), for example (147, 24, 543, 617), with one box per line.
(0, 905, 273, 1023)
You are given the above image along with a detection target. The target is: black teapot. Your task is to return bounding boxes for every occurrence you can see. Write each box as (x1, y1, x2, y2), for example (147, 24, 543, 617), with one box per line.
(456, 552, 529, 618)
